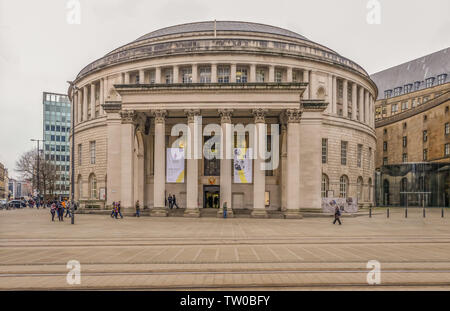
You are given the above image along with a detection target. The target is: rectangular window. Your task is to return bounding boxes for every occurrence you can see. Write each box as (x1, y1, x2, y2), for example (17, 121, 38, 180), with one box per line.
(414, 81, 421, 90)
(149, 70, 156, 84)
(445, 123, 449, 135)
(78, 144, 82, 166)
(181, 67, 192, 84)
(425, 78, 434, 88)
(401, 101, 408, 111)
(322, 138, 328, 164)
(394, 87, 402, 96)
(236, 67, 248, 83)
(423, 130, 428, 142)
(437, 74, 447, 85)
(403, 84, 412, 94)
(90, 141, 96, 164)
(275, 69, 283, 83)
(402, 153, 408, 163)
(423, 149, 428, 161)
(445, 143, 450, 157)
(341, 141, 348, 165)
(199, 66, 211, 83)
(256, 69, 266, 82)
(217, 66, 230, 83)
(383, 141, 388, 152)
(337, 80, 343, 99)
(164, 68, 173, 84)
(384, 90, 392, 99)
(357, 144, 362, 168)
(383, 157, 388, 165)
(402, 136, 407, 148)
(391, 103, 399, 114)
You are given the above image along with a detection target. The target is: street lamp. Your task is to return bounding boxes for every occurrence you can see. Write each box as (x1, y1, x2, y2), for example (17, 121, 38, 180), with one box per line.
(30, 138, 45, 202)
(67, 81, 77, 225)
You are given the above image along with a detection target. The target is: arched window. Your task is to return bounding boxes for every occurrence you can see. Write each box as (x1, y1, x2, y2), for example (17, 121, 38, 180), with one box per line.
(89, 174, 97, 199)
(340, 175, 349, 198)
(368, 178, 373, 201)
(77, 175, 82, 200)
(321, 174, 329, 198)
(357, 177, 363, 201)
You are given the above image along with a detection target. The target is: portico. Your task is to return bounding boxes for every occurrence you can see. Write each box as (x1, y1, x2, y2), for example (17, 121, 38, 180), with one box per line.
(102, 82, 328, 217)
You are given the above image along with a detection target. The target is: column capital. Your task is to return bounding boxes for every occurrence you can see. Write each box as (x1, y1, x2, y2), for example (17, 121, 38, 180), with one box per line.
(153, 109, 167, 124)
(252, 108, 268, 123)
(184, 109, 201, 123)
(285, 108, 302, 123)
(218, 109, 233, 123)
(120, 110, 137, 124)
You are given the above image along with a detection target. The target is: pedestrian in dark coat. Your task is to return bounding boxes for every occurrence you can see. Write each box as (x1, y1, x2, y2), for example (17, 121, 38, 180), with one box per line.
(333, 206, 342, 225)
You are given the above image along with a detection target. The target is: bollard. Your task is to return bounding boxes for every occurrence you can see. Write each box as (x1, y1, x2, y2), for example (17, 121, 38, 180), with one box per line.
(423, 207, 426, 218)
(442, 207, 444, 218)
(369, 206, 372, 218)
(405, 207, 408, 218)
(71, 211, 75, 224)
(387, 207, 390, 218)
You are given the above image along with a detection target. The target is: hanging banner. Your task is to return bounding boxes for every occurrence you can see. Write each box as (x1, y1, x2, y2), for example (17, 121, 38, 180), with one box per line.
(233, 148, 252, 183)
(322, 197, 358, 214)
(166, 148, 185, 183)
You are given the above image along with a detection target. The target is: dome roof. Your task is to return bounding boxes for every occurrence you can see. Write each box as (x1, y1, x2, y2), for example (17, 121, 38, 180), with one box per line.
(134, 21, 309, 42)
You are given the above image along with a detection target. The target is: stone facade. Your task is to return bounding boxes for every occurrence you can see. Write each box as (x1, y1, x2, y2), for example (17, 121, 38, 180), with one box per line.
(68, 21, 377, 215)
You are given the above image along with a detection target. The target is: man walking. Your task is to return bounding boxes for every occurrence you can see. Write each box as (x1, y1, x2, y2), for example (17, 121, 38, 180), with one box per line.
(172, 194, 179, 209)
(117, 201, 123, 218)
(168, 194, 173, 209)
(135, 200, 141, 217)
(333, 205, 342, 225)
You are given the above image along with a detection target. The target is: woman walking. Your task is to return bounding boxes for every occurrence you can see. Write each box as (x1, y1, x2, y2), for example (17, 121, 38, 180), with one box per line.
(333, 205, 342, 225)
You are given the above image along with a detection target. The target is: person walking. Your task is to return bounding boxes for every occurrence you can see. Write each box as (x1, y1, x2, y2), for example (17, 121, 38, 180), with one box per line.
(50, 203, 56, 222)
(135, 200, 141, 217)
(111, 202, 116, 218)
(58, 201, 64, 221)
(172, 194, 179, 209)
(223, 201, 228, 219)
(65, 201, 72, 218)
(333, 205, 342, 225)
(168, 194, 173, 209)
(117, 201, 123, 218)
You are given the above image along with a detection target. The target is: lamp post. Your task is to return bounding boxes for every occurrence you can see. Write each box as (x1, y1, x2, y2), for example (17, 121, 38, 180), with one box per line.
(30, 139, 45, 202)
(68, 82, 77, 224)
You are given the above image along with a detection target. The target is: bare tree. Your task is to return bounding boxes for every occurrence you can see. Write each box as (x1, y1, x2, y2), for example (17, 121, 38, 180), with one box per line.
(15, 149, 57, 200)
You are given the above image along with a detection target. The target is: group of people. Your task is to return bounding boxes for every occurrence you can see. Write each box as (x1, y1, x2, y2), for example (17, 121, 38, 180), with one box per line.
(167, 194, 179, 209)
(49, 199, 75, 222)
(110, 200, 141, 218)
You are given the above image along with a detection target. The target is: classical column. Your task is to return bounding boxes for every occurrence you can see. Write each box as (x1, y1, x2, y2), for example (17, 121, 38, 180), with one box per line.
(173, 65, 179, 83)
(359, 86, 364, 122)
(73, 91, 78, 125)
(99, 78, 105, 115)
(352, 82, 358, 121)
(343, 79, 348, 118)
(287, 67, 293, 82)
(269, 65, 275, 82)
(299, 103, 327, 211)
(104, 103, 122, 206)
(303, 70, 310, 99)
(90, 83, 96, 119)
(284, 108, 302, 218)
(124, 72, 130, 84)
(332, 75, 337, 114)
(155, 67, 161, 84)
(151, 110, 167, 216)
(120, 110, 136, 210)
(309, 71, 316, 99)
(192, 64, 198, 83)
(211, 64, 217, 83)
(251, 108, 268, 218)
(139, 70, 145, 84)
(280, 115, 288, 211)
(184, 109, 201, 217)
(250, 64, 256, 82)
(365, 89, 370, 126)
(82, 86, 88, 121)
(326, 74, 333, 114)
(230, 63, 237, 83)
(218, 109, 233, 218)
(77, 88, 82, 124)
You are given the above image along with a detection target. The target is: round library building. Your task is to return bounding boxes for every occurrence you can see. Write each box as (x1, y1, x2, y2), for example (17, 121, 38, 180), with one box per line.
(68, 21, 377, 217)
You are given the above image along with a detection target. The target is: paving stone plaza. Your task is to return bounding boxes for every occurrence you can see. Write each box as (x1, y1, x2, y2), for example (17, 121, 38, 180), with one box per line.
(1, 208, 450, 290)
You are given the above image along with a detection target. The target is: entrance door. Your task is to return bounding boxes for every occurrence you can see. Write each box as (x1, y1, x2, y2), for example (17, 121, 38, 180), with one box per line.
(203, 185, 220, 208)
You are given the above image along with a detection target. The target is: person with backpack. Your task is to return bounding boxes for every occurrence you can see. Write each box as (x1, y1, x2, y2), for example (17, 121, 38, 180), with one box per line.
(333, 205, 342, 225)
(50, 202, 56, 222)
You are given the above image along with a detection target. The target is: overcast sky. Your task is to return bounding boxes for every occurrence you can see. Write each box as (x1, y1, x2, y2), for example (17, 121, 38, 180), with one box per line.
(0, 0, 449, 178)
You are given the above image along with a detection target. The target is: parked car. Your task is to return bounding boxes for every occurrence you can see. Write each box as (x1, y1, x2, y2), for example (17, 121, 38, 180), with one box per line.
(8, 200, 24, 209)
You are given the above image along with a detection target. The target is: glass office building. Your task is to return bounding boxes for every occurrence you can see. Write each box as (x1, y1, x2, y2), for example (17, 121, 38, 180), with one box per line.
(43, 92, 71, 199)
